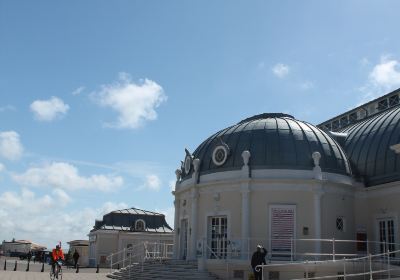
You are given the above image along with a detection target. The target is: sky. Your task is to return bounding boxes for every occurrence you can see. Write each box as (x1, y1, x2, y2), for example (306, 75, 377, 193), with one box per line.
(1, 0, 400, 249)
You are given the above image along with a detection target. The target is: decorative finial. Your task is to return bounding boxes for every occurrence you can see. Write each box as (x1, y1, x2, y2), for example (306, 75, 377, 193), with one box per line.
(312, 151, 321, 167)
(193, 158, 201, 173)
(175, 169, 182, 181)
(242, 150, 251, 166)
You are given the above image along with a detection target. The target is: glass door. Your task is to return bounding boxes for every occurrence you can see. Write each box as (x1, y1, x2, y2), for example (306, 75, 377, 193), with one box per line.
(378, 218, 396, 254)
(208, 216, 228, 259)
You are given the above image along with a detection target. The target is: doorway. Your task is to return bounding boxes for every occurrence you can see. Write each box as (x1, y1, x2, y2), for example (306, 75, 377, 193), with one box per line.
(180, 219, 188, 259)
(208, 216, 228, 259)
(377, 218, 396, 254)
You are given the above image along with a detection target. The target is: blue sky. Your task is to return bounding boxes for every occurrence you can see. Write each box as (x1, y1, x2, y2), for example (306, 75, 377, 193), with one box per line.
(1, 1, 400, 249)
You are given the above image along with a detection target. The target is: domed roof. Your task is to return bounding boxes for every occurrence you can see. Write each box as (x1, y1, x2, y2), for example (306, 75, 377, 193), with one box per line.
(339, 106, 400, 186)
(181, 113, 351, 180)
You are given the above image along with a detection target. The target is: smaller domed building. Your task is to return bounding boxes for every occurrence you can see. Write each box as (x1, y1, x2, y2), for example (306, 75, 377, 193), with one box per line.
(172, 89, 400, 279)
(88, 207, 173, 267)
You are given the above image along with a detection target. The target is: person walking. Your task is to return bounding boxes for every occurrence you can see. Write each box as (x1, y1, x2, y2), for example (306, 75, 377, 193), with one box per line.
(251, 245, 267, 280)
(73, 250, 80, 269)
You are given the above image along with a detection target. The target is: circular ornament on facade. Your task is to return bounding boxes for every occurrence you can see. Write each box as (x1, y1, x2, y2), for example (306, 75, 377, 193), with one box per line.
(212, 145, 229, 166)
(184, 155, 192, 174)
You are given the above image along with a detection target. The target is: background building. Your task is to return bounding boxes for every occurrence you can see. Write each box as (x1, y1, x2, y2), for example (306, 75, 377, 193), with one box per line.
(88, 207, 173, 267)
(67, 240, 89, 267)
(1, 239, 46, 257)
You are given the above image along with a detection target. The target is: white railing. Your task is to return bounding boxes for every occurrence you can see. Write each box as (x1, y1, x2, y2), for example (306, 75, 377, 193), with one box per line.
(256, 249, 400, 280)
(144, 242, 174, 260)
(199, 237, 399, 262)
(107, 241, 174, 273)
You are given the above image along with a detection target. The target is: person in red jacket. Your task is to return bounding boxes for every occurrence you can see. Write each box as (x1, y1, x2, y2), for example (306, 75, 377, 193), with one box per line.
(51, 245, 65, 275)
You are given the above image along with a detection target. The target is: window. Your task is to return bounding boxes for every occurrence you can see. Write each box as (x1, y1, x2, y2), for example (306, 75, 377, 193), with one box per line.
(377, 99, 388, 111)
(324, 124, 332, 131)
(340, 116, 348, 127)
(212, 146, 229, 166)
(349, 112, 357, 124)
(389, 95, 399, 107)
(336, 217, 345, 232)
(135, 220, 145, 231)
(356, 232, 367, 252)
(332, 120, 340, 131)
(184, 155, 192, 174)
(126, 244, 133, 256)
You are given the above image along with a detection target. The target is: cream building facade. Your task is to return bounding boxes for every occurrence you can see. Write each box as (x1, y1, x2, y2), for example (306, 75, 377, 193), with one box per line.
(88, 207, 173, 267)
(172, 89, 400, 279)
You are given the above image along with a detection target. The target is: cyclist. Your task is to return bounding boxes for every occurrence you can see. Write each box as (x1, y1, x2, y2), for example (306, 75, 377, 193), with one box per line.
(51, 245, 65, 277)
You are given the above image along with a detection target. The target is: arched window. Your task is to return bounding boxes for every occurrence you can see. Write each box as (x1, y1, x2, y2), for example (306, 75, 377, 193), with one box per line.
(135, 219, 145, 231)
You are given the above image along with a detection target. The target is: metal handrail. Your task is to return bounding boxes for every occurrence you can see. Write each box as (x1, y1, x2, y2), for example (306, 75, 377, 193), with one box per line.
(107, 241, 174, 273)
(198, 237, 400, 261)
(256, 249, 400, 280)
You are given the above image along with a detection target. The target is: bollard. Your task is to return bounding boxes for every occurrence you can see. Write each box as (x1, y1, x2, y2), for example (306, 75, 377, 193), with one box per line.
(117, 263, 120, 270)
(26, 261, 30, 272)
(13, 260, 17, 271)
(3, 259, 6, 271)
(76, 263, 79, 273)
(96, 264, 99, 273)
(41, 263, 44, 272)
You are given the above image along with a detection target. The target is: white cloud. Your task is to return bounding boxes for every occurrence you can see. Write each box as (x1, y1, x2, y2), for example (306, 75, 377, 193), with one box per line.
(272, 63, 290, 78)
(52, 189, 71, 207)
(0, 131, 23, 161)
(91, 73, 167, 129)
(360, 57, 370, 67)
(30, 96, 70, 121)
(169, 179, 176, 191)
(72, 86, 85, 96)
(12, 162, 123, 192)
(359, 56, 400, 102)
(0, 163, 4, 172)
(139, 174, 162, 191)
(369, 58, 400, 89)
(0, 188, 127, 249)
(71, 86, 85, 96)
(155, 206, 175, 228)
(99, 202, 129, 215)
(0, 188, 68, 215)
(299, 81, 314, 90)
(0, 105, 16, 112)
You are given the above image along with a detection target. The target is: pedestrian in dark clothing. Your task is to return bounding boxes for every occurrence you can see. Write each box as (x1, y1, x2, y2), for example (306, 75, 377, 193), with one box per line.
(27, 251, 32, 263)
(251, 245, 267, 280)
(73, 250, 80, 269)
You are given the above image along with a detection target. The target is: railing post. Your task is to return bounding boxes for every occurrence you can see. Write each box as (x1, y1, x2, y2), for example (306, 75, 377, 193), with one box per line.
(291, 237, 294, 262)
(343, 258, 346, 280)
(387, 250, 391, 280)
(369, 254, 373, 280)
(332, 238, 336, 261)
(122, 248, 126, 268)
(248, 238, 250, 261)
(110, 254, 113, 273)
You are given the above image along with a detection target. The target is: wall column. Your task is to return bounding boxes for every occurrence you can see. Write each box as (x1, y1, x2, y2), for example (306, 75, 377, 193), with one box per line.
(173, 194, 180, 259)
(314, 190, 323, 260)
(241, 185, 250, 260)
(189, 187, 199, 260)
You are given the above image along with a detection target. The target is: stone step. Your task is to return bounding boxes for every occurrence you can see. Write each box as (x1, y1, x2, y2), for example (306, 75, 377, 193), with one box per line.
(106, 259, 219, 280)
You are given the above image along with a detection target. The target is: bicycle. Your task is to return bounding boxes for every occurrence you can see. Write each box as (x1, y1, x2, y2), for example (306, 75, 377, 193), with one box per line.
(50, 259, 63, 280)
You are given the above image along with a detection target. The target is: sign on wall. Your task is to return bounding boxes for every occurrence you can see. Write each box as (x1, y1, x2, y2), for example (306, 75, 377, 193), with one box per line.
(270, 205, 296, 258)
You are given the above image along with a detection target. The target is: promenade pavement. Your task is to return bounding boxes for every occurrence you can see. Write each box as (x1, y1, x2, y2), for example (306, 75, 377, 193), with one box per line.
(0, 257, 109, 280)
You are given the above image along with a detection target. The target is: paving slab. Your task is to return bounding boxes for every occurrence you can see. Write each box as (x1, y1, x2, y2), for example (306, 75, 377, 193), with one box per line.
(0, 271, 109, 280)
